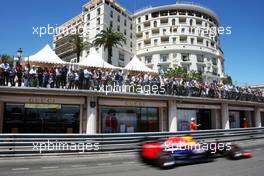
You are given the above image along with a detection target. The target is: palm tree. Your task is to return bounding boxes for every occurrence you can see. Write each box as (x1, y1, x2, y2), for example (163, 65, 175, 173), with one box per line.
(93, 27, 126, 64)
(68, 30, 92, 63)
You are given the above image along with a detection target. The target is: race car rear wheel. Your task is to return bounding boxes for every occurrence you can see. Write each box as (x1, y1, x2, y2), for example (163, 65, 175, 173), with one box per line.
(226, 144, 243, 160)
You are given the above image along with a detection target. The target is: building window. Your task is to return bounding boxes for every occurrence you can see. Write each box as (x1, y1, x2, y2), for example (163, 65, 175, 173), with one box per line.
(110, 21, 113, 28)
(154, 39, 158, 46)
(163, 29, 166, 35)
(100, 107, 159, 133)
(124, 19, 127, 26)
(197, 55, 204, 62)
(124, 29, 127, 35)
(130, 24, 133, 30)
(182, 54, 189, 61)
(97, 8, 101, 15)
(181, 27, 185, 34)
(191, 38, 194, 44)
(213, 68, 218, 75)
(145, 56, 152, 64)
(117, 15, 120, 22)
(130, 33, 132, 39)
(117, 25, 120, 31)
(154, 21, 157, 27)
(87, 14, 90, 20)
(197, 65, 204, 73)
(138, 42, 141, 49)
(130, 42, 133, 48)
(145, 31, 149, 38)
(119, 52, 125, 61)
(172, 19, 176, 25)
(138, 25, 141, 32)
(212, 57, 217, 65)
(182, 64, 190, 72)
(172, 37, 177, 44)
(96, 17, 100, 25)
(145, 14, 149, 21)
(190, 19, 193, 26)
(3, 103, 80, 133)
(110, 10, 113, 18)
(160, 54, 169, 62)
(138, 17, 141, 23)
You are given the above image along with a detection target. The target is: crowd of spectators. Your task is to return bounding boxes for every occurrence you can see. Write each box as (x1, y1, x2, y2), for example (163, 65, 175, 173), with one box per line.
(1, 61, 264, 103)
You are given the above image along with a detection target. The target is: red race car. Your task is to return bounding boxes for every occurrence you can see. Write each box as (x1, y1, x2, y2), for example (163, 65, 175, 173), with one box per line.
(139, 136, 252, 169)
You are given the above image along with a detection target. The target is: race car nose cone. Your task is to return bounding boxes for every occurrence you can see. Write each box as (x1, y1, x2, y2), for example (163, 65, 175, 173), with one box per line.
(242, 152, 253, 158)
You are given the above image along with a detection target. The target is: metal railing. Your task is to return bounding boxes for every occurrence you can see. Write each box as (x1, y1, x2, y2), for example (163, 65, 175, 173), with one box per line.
(0, 127, 264, 157)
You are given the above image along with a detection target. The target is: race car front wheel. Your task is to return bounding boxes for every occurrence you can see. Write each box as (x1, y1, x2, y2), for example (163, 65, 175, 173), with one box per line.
(156, 152, 175, 169)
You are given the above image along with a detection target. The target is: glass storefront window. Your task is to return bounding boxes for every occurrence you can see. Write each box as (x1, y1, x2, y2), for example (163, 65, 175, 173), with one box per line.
(3, 103, 80, 133)
(177, 109, 211, 131)
(100, 107, 159, 133)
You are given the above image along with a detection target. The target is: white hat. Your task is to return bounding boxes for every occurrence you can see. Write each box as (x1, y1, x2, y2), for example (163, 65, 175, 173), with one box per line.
(191, 117, 195, 121)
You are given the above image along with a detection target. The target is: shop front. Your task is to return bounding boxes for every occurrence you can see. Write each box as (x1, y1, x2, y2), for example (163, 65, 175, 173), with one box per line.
(98, 98, 167, 133)
(175, 103, 222, 131)
(0, 95, 85, 133)
(229, 107, 255, 128)
(177, 109, 211, 131)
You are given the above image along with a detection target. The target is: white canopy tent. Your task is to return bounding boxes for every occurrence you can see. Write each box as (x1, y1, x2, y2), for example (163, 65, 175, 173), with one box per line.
(124, 55, 157, 73)
(78, 50, 119, 69)
(25, 44, 67, 65)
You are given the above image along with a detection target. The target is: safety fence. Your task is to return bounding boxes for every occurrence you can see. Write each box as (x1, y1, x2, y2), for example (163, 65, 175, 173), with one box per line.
(0, 127, 264, 157)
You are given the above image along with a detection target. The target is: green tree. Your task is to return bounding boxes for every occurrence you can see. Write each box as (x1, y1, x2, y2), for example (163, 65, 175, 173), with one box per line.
(165, 66, 203, 82)
(93, 27, 126, 64)
(0, 54, 13, 66)
(68, 29, 92, 63)
(222, 75, 233, 85)
(165, 66, 186, 78)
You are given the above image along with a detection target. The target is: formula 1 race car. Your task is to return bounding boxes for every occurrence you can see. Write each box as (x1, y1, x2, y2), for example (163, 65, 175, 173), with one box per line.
(139, 136, 252, 169)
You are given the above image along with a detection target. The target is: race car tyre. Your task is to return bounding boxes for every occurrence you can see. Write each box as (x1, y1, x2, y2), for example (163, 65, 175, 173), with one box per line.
(226, 144, 242, 160)
(156, 152, 175, 169)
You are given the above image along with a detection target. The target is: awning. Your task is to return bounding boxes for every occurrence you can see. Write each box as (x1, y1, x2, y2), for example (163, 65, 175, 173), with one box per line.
(25, 44, 67, 64)
(124, 55, 157, 73)
(78, 50, 119, 69)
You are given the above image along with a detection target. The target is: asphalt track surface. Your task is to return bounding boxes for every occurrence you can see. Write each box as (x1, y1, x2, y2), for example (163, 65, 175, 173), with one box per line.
(0, 139, 264, 176)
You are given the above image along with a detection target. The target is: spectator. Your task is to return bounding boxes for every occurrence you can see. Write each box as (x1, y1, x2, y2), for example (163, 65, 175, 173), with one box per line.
(190, 117, 201, 131)
(8, 66, 16, 86)
(15, 62, 23, 87)
(0, 60, 10, 86)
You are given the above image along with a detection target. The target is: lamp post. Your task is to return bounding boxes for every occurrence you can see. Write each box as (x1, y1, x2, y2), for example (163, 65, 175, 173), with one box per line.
(16, 48, 23, 64)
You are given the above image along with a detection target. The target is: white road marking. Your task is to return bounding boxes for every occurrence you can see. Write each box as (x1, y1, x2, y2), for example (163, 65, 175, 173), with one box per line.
(122, 161, 136, 164)
(97, 163, 112, 166)
(42, 166, 59, 169)
(71, 164, 86, 168)
(12, 168, 29, 171)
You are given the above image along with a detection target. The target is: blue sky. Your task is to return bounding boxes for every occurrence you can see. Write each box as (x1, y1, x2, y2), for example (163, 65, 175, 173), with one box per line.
(0, 0, 263, 85)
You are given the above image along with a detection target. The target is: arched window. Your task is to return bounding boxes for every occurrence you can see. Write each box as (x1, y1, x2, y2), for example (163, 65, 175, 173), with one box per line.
(138, 25, 141, 32)
(190, 19, 193, 26)
(172, 19, 176, 25)
(154, 21, 157, 27)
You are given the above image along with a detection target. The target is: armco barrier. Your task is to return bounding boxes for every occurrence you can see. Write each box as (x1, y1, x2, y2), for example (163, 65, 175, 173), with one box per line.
(0, 127, 264, 157)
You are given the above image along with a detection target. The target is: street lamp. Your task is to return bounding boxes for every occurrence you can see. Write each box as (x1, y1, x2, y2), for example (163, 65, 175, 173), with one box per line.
(16, 48, 23, 64)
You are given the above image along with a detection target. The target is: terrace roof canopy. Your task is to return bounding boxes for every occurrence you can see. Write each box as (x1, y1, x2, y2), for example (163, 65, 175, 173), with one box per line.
(25, 44, 67, 65)
(78, 50, 119, 69)
(124, 55, 158, 73)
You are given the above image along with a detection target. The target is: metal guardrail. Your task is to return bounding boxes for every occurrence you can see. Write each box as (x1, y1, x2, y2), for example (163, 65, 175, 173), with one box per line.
(0, 127, 264, 157)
